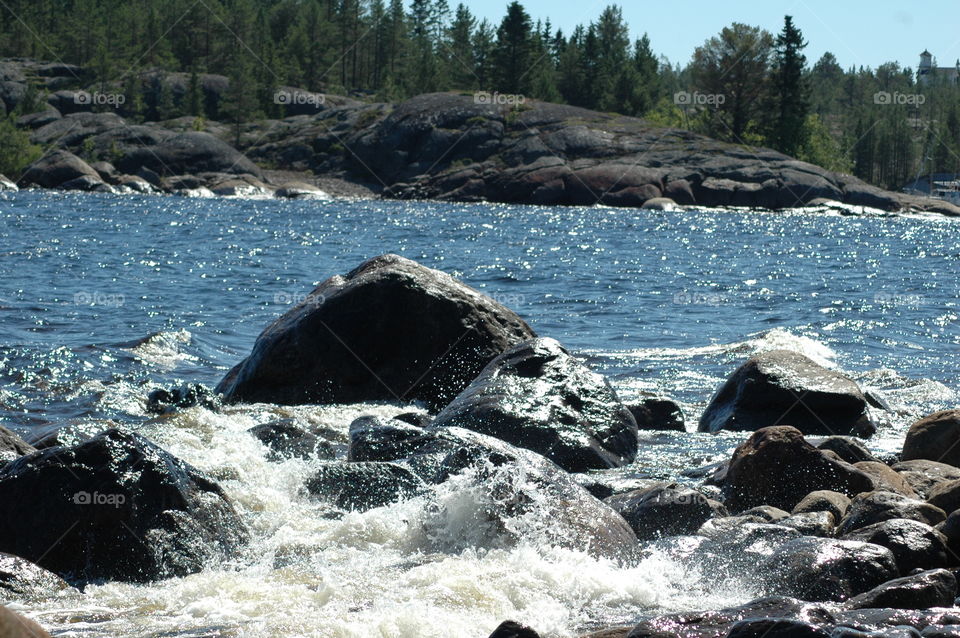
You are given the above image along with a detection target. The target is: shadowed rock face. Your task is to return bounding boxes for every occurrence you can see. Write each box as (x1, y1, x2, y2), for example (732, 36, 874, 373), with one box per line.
(216, 254, 536, 411)
(698, 350, 875, 437)
(0, 429, 248, 585)
(722, 426, 875, 513)
(902, 410, 960, 467)
(429, 337, 638, 472)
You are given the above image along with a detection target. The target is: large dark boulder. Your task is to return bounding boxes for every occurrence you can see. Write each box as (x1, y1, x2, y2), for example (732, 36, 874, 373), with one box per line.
(902, 411, 960, 468)
(116, 131, 262, 178)
(217, 255, 536, 410)
(722, 426, 875, 512)
(604, 483, 727, 541)
(429, 337, 638, 472)
(698, 350, 875, 436)
(759, 537, 899, 602)
(846, 569, 957, 610)
(842, 519, 950, 573)
(0, 429, 248, 584)
(19, 150, 102, 189)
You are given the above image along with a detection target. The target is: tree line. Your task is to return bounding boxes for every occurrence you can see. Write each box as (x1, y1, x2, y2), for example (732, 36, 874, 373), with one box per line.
(1, 0, 958, 190)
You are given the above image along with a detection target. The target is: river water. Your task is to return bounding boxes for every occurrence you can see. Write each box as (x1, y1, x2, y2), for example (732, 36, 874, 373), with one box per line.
(0, 191, 958, 636)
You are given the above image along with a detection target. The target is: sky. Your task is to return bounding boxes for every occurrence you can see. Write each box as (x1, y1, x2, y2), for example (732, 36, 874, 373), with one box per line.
(464, 0, 960, 71)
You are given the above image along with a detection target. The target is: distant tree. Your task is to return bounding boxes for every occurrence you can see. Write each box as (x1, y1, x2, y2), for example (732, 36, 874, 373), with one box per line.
(766, 16, 809, 155)
(444, 4, 477, 89)
(690, 23, 774, 142)
(492, 1, 533, 94)
(0, 116, 41, 178)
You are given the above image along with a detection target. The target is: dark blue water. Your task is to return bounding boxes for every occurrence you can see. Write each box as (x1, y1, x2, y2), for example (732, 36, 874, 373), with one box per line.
(0, 190, 958, 436)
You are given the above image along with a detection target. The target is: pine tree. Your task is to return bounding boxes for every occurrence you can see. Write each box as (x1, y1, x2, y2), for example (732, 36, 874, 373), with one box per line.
(766, 16, 809, 155)
(492, 1, 533, 95)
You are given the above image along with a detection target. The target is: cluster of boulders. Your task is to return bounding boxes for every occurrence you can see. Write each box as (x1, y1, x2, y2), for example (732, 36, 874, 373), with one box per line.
(3, 58, 959, 214)
(4, 253, 960, 636)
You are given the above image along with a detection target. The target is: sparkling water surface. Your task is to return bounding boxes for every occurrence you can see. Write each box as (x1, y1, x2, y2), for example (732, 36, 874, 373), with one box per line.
(0, 190, 958, 636)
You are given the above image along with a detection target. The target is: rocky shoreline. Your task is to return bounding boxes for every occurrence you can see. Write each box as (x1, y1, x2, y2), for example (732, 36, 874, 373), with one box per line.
(2, 58, 959, 216)
(1, 254, 959, 636)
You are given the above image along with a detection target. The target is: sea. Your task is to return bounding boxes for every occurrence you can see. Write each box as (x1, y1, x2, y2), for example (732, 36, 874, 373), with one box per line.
(0, 190, 957, 636)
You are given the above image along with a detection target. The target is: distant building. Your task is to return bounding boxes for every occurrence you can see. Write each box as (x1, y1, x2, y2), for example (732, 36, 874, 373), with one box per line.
(918, 50, 960, 84)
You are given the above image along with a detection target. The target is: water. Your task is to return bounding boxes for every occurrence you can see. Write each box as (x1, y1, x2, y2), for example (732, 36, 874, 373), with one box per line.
(0, 190, 958, 636)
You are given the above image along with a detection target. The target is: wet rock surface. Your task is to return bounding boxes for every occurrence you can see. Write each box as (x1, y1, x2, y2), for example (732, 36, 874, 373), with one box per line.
(0, 428, 248, 584)
(698, 350, 876, 436)
(216, 254, 536, 410)
(430, 337, 638, 472)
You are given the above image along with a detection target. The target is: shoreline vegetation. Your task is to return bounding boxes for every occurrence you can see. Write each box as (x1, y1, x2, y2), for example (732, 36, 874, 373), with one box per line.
(2, 2, 960, 215)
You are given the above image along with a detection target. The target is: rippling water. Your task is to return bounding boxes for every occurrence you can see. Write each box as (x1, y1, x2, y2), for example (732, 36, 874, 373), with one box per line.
(1, 191, 958, 636)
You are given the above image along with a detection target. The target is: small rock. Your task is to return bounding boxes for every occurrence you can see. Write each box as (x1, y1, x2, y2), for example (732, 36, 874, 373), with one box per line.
(726, 619, 830, 638)
(855, 461, 917, 497)
(819, 436, 880, 464)
(0, 606, 51, 637)
(778, 511, 836, 537)
(488, 621, 541, 638)
(626, 396, 685, 431)
(146, 383, 220, 414)
(0, 552, 74, 599)
(838, 492, 946, 535)
(793, 490, 852, 520)
(927, 479, 960, 515)
(892, 460, 960, 499)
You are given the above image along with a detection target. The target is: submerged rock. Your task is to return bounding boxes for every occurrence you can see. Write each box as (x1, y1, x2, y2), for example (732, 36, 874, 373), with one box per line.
(902, 411, 960, 468)
(759, 537, 898, 602)
(306, 461, 427, 511)
(146, 383, 220, 414)
(0, 552, 73, 599)
(698, 350, 875, 437)
(604, 483, 727, 541)
(430, 337, 638, 472)
(402, 427, 638, 559)
(248, 419, 335, 461)
(216, 254, 536, 410)
(722, 426, 875, 512)
(0, 428, 248, 584)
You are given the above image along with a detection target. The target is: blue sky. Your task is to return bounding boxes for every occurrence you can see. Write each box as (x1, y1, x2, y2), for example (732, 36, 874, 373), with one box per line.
(465, 0, 960, 71)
